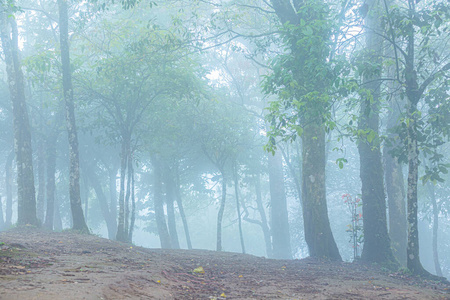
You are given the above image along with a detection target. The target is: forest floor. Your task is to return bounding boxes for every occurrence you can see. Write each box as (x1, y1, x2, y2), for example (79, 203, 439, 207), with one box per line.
(0, 227, 449, 300)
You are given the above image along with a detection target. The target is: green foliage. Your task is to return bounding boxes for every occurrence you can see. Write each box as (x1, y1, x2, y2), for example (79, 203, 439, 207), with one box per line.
(262, 0, 350, 151)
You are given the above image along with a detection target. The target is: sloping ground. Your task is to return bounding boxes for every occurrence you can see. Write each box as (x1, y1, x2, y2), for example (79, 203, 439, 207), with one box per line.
(0, 227, 449, 300)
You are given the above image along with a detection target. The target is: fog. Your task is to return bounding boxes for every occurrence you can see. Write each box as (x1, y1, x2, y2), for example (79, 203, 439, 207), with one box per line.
(0, 0, 449, 280)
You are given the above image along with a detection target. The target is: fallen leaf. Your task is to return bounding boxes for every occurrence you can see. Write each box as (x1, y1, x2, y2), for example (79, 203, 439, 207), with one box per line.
(193, 266, 205, 274)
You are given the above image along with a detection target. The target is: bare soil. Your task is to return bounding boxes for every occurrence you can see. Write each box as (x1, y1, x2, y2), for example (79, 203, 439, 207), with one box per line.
(0, 227, 449, 300)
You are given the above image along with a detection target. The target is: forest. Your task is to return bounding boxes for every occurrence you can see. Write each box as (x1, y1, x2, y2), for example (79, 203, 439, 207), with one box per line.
(0, 0, 449, 292)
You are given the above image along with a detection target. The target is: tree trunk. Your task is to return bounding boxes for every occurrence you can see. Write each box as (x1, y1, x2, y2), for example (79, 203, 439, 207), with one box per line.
(58, 0, 88, 232)
(116, 139, 129, 242)
(36, 135, 46, 223)
(164, 167, 180, 249)
(233, 164, 246, 254)
(84, 163, 117, 239)
(216, 172, 227, 251)
(5, 149, 14, 227)
(302, 123, 341, 260)
(358, 0, 395, 266)
(0, 196, 4, 230)
(174, 170, 192, 249)
(44, 132, 58, 230)
(128, 159, 136, 243)
(268, 151, 292, 259)
(0, 9, 39, 227)
(108, 165, 118, 231)
(427, 183, 443, 277)
(53, 190, 63, 231)
(255, 173, 272, 258)
(384, 102, 407, 266)
(153, 157, 172, 249)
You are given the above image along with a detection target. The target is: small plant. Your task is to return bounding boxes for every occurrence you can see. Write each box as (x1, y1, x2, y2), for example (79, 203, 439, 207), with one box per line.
(342, 193, 363, 260)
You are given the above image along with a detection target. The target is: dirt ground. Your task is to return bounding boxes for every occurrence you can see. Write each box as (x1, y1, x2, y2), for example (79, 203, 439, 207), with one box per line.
(0, 227, 449, 300)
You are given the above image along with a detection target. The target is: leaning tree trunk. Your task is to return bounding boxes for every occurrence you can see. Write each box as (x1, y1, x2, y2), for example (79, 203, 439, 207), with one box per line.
(358, 0, 395, 265)
(268, 151, 292, 259)
(1, 10, 39, 227)
(255, 173, 273, 258)
(84, 163, 116, 239)
(302, 122, 341, 261)
(58, 0, 88, 232)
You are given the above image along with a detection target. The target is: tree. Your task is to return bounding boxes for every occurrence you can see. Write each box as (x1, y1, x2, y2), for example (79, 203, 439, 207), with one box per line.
(264, 0, 341, 261)
(384, 0, 450, 276)
(0, 4, 39, 226)
(357, 0, 396, 265)
(58, 0, 89, 232)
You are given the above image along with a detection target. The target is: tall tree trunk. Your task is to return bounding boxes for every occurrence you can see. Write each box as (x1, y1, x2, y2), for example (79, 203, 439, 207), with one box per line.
(302, 123, 341, 260)
(5, 149, 14, 227)
(164, 167, 180, 249)
(384, 101, 407, 266)
(128, 160, 136, 243)
(233, 164, 246, 254)
(109, 165, 118, 232)
(153, 157, 172, 249)
(174, 170, 192, 249)
(116, 139, 129, 241)
(36, 135, 46, 223)
(405, 101, 427, 274)
(0, 9, 39, 227)
(255, 173, 272, 258)
(358, 0, 395, 265)
(44, 132, 58, 230)
(427, 183, 443, 277)
(58, 0, 88, 232)
(268, 151, 292, 259)
(124, 154, 132, 239)
(0, 196, 4, 230)
(216, 171, 227, 251)
(53, 190, 63, 231)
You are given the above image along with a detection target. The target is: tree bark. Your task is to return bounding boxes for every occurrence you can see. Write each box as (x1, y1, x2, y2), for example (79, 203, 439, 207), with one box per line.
(128, 159, 136, 243)
(36, 134, 46, 223)
(152, 157, 172, 249)
(164, 166, 180, 249)
(358, 0, 395, 265)
(216, 171, 227, 251)
(255, 173, 273, 258)
(427, 183, 442, 277)
(44, 132, 58, 230)
(302, 123, 341, 260)
(0, 9, 39, 227)
(174, 170, 192, 249)
(384, 102, 407, 266)
(5, 149, 14, 227)
(233, 164, 246, 254)
(268, 151, 292, 259)
(58, 0, 88, 232)
(116, 138, 129, 241)
(83, 162, 117, 239)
